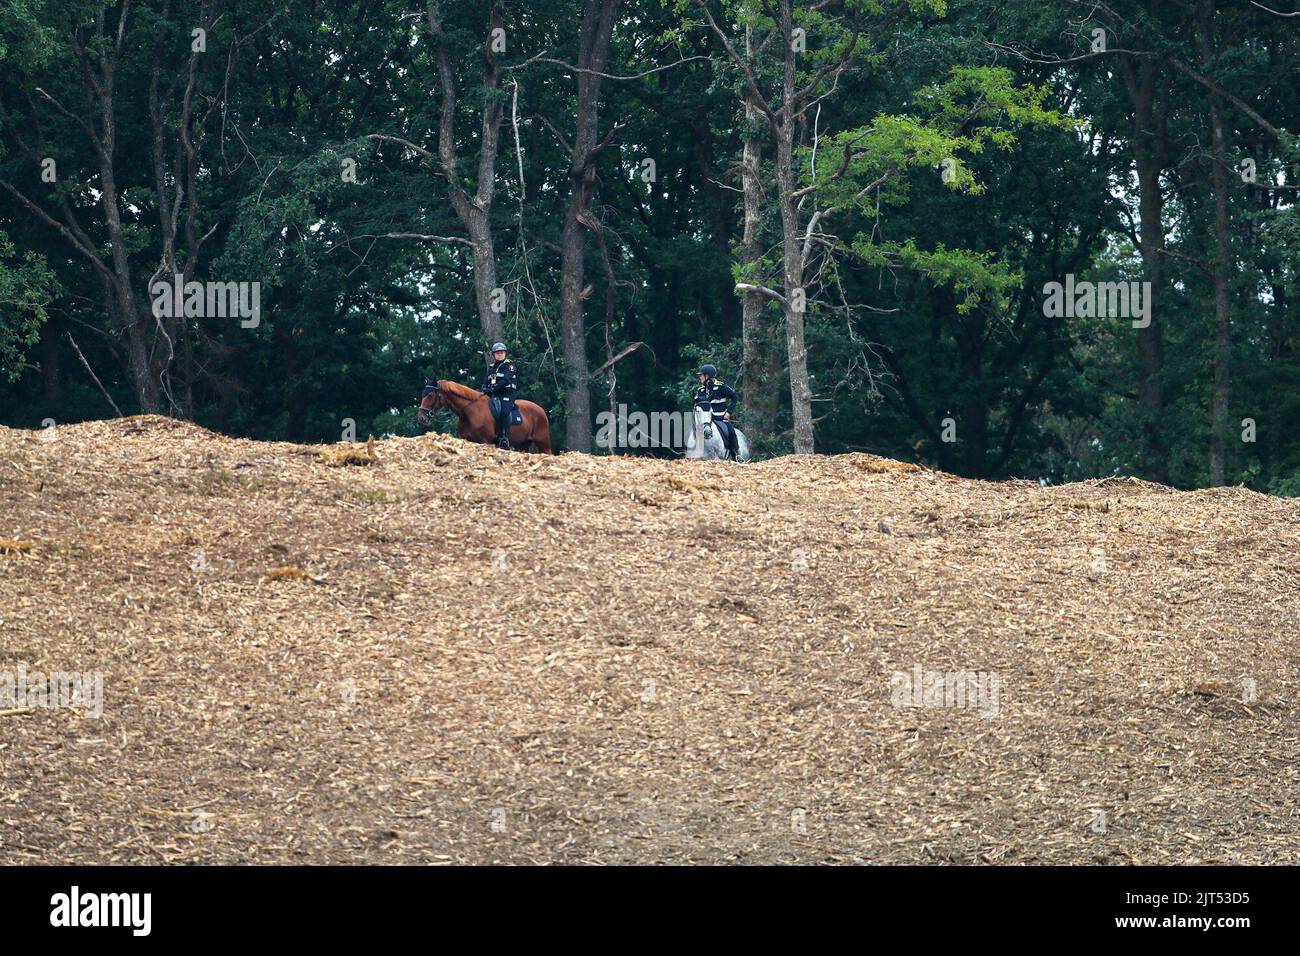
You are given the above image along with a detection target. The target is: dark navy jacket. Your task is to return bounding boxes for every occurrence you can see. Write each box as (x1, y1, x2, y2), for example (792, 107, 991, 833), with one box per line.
(483, 360, 518, 400)
(693, 379, 738, 420)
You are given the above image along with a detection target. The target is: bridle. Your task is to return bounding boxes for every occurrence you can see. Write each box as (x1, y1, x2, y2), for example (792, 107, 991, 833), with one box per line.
(693, 403, 714, 440)
(696, 376, 721, 440)
(417, 380, 488, 426)
(416, 380, 444, 426)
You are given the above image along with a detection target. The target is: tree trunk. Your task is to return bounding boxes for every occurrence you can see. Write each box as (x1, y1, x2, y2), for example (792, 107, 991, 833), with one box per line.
(557, 0, 620, 452)
(103, 183, 159, 411)
(465, 210, 504, 344)
(738, 61, 780, 450)
(39, 317, 62, 408)
(1206, 135, 1227, 489)
(97, 36, 160, 414)
(431, 0, 505, 347)
(958, 309, 989, 476)
(1134, 152, 1165, 481)
(1201, 27, 1232, 485)
(1121, 57, 1171, 483)
(775, 130, 814, 453)
(560, 170, 595, 452)
(775, 0, 814, 453)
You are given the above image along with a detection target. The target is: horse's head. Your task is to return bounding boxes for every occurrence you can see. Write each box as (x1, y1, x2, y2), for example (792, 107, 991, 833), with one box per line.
(693, 403, 713, 440)
(416, 379, 442, 427)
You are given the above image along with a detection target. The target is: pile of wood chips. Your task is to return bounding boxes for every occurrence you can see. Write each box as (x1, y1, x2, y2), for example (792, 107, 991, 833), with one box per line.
(0, 415, 1296, 864)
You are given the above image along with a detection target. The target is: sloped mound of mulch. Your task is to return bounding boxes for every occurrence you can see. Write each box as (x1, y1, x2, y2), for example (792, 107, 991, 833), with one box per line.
(0, 416, 1297, 864)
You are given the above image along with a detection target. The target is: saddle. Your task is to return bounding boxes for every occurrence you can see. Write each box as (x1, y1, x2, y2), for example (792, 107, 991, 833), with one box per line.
(488, 396, 523, 427)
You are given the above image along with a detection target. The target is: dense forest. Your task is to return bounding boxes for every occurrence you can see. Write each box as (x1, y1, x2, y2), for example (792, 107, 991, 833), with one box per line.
(0, 0, 1296, 491)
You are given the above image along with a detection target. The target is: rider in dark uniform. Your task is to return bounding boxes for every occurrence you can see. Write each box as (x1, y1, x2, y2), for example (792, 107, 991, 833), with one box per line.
(483, 342, 518, 449)
(692, 364, 740, 459)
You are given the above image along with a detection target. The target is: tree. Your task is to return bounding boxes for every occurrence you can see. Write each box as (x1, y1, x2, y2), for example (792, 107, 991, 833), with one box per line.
(368, 1, 509, 347)
(556, 0, 621, 453)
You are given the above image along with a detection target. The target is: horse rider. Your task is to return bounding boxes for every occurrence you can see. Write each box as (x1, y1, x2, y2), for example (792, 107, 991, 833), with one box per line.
(693, 364, 740, 459)
(483, 342, 518, 449)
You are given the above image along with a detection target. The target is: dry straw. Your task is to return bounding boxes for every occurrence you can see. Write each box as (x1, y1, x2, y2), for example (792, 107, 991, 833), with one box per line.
(1, 416, 1297, 864)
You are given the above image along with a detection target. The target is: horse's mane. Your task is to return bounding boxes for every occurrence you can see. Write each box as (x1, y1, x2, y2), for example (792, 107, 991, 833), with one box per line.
(439, 379, 483, 401)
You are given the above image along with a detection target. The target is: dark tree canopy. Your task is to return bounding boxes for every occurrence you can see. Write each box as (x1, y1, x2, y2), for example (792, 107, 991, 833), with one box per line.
(1, 0, 1297, 493)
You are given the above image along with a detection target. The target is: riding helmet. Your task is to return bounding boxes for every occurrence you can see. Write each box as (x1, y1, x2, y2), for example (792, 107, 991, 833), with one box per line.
(697, 364, 717, 377)
(491, 342, 508, 353)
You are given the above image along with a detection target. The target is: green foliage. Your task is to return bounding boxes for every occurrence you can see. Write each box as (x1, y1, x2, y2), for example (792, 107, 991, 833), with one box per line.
(816, 66, 1078, 316)
(0, 230, 55, 380)
(850, 239, 1020, 314)
(1268, 474, 1300, 498)
(0, 0, 1296, 496)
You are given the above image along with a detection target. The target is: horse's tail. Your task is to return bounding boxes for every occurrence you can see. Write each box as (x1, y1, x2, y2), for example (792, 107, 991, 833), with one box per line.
(527, 404, 554, 454)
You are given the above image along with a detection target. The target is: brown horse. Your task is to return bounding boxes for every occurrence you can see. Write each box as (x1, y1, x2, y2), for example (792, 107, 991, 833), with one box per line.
(417, 379, 553, 453)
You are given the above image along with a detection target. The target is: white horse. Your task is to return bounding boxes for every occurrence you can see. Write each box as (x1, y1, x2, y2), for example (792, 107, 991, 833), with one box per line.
(685, 405, 750, 462)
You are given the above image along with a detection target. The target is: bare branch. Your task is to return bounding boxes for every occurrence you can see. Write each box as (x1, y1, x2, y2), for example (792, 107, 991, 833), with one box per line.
(588, 341, 646, 378)
(1251, 2, 1300, 16)
(1166, 55, 1286, 141)
(365, 133, 435, 160)
(0, 179, 113, 279)
(375, 231, 473, 246)
(735, 282, 788, 305)
(66, 332, 124, 418)
(985, 41, 1144, 64)
(512, 53, 710, 80)
(694, 0, 780, 134)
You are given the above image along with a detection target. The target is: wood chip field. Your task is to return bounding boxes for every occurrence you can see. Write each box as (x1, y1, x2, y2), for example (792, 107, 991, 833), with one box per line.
(1, 416, 1297, 864)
